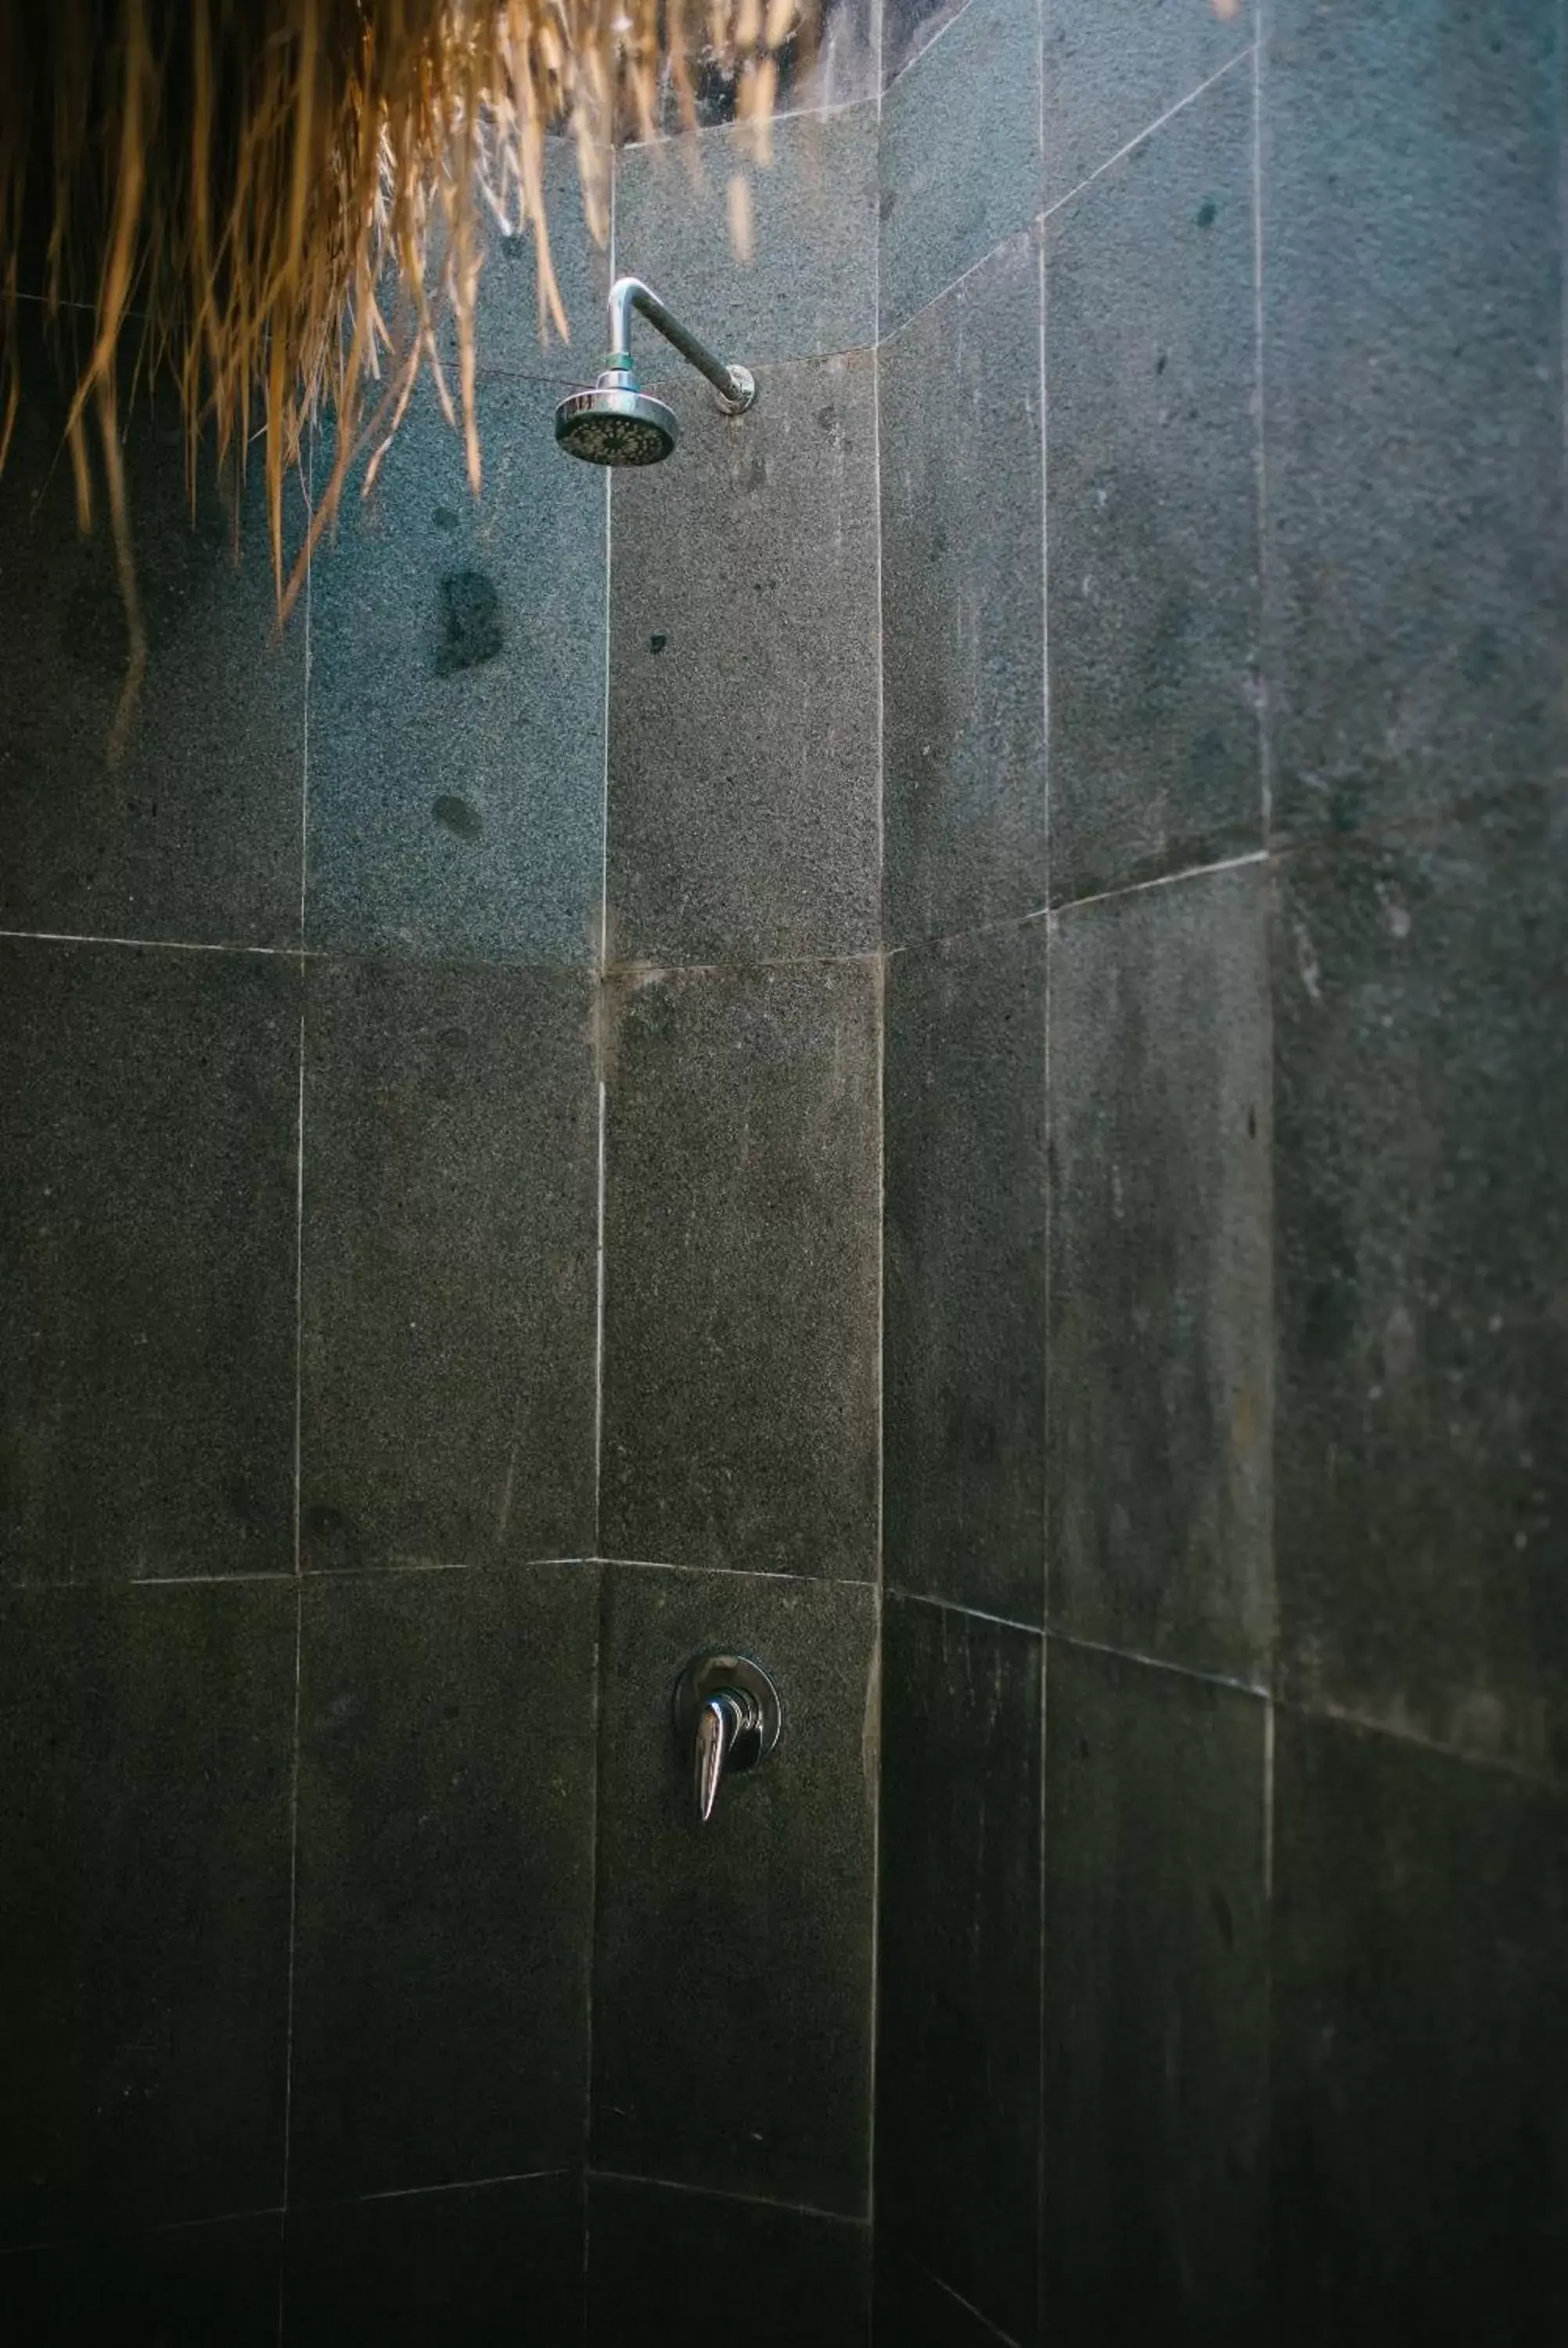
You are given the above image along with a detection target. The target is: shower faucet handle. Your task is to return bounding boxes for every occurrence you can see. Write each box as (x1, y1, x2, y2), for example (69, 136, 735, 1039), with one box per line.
(673, 1653, 782, 1826)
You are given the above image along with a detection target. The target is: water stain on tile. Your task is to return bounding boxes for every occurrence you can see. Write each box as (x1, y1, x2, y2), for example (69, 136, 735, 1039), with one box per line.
(434, 569, 504, 674)
(432, 793, 484, 839)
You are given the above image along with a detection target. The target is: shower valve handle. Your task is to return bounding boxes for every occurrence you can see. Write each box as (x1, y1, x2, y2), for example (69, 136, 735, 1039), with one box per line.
(674, 1652, 783, 1826)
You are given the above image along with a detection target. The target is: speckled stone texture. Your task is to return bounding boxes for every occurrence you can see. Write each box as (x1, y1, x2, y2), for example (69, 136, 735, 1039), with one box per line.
(590, 1564, 878, 2213)
(606, 350, 880, 965)
(1041, 0, 1254, 209)
(1045, 60, 1261, 906)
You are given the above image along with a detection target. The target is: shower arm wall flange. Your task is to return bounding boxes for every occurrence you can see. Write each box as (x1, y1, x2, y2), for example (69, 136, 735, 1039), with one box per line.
(604, 276, 757, 416)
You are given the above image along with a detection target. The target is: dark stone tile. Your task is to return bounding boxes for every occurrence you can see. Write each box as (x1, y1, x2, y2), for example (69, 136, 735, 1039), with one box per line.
(879, 0, 1042, 338)
(1271, 1713, 1568, 2347)
(0, 941, 298, 1583)
(1048, 864, 1271, 1680)
(652, 0, 879, 131)
(588, 2178, 869, 2346)
(0, 348, 304, 949)
(288, 1566, 597, 2201)
(0, 1583, 295, 2246)
(877, 1599, 1042, 2344)
(1043, 1643, 1268, 2345)
(884, 923, 1046, 1621)
(882, 0, 970, 91)
(1041, 0, 1253, 209)
(880, 230, 1046, 942)
(1274, 798, 1568, 1777)
(1263, 0, 1566, 844)
(300, 960, 596, 1572)
(613, 106, 877, 364)
(606, 351, 879, 963)
(457, 135, 610, 376)
(0, 2214, 282, 2348)
(282, 2174, 584, 2347)
(599, 964, 879, 1580)
(1045, 62, 1261, 906)
(306, 374, 605, 961)
(591, 1565, 877, 2213)
(874, 2249, 1019, 2347)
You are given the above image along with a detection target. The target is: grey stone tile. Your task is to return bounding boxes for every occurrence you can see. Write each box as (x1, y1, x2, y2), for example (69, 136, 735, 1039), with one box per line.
(881, 229, 1046, 942)
(0, 346, 305, 950)
(1043, 1642, 1268, 2344)
(288, 1565, 597, 2202)
(283, 2174, 584, 2346)
(884, 921, 1046, 1622)
(0, 940, 299, 1583)
(1048, 863, 1271, 1681)
(459, 135, 610, 376)
(587, 2178, 870, 2345)
(606, 351, 879, 964)
(300, 960, 596, 1572)
(1274, 796, 1568, 1778)
(1271, 1712, 1568, 2346)
(613, 105, 878, 364)
(0, 2213, 282, 2347)
(306, 374, 606, 961)
(1041, 0, 1254, 210)
(875, 2249, 1018, 2346)
(650, 0, 879, 136)
(1262, 0, 1566, 844)
(1045, 62, 1261, 906)
(591, 1565, 877, 2213)
(879, 0, 1042, 338)
(877, 1598, 1042, 2344)
(599, 963, 879, 1582)
(0, 1583, 295, 2246)
(882, 0, 972, 92)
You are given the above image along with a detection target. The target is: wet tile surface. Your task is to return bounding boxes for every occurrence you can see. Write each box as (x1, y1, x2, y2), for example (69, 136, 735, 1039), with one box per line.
(1263, 0, 1565, 843)
(880, 229, 1046, 942)
(588, 2178, 870, 2346)
(1274, 799, 1568, 1778)
(1043, 1642, 1268, 2345)
(591, 1565, 877, 2214)
(307, 376, 606, 961)
(614, 105, 878, 362)
(1271, 1713, 1568, 2347)
(877, 1598, 1042, 2344)
(0, 2214, 282, 2347)
(606, 351, 879, 965)
(1048, 864, 1271, 1681)
(884, 921, 1046, 1622)
(0, 940, 298, 1583)
(0, 1583, 295, 2245)
(1041, 0, 1253, 209)
(300, 960, 597, 1572)
(1045, 63, 1261, 906)
(599, 963, 879, 1581)
(879, 0, 1042, 337)
(288, 1566, 597, 2201)
(0, 355, 304, 950)
(282, 2174, 584, 2346)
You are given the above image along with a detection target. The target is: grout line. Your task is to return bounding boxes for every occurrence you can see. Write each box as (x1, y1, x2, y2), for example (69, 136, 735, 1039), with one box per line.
(894, 1587, 1045, 1640)
(0, 926, 300, 959)
(586, 2168, 867, 2230)
(618, 84, 880, 156)
(1048, 1623, 1270, 1699)
(1263, 1691, 1276, 1903)
(866, 14, 887, 2237)
(1277, 1691, 1568, 1797)
(1048, 847, 1268, 922)
(350, 2166, 572, 2207)
(1251, 29, 1273, 839)
(1040, 44, 1257, 222)
(275, 1580, 303, 2348)
(879, 219, 1037, 352)
(905, 2253, 1025, 2346)
(881, 0, 981, 100)
(583, 1565, 604, 2189)
(6, 1556, 604, 1594)
(597, 1554, 877, 1590)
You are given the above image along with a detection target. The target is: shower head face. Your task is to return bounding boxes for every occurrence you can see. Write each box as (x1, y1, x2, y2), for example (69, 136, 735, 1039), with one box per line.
(554, 379, 678, 466)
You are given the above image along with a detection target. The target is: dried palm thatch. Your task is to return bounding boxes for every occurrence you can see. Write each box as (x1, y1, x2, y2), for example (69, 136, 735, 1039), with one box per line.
(0, 0, 806, 750)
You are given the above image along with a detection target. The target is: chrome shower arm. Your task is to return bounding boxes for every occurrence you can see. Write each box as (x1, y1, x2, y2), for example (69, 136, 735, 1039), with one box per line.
(606, 276, 756, 415)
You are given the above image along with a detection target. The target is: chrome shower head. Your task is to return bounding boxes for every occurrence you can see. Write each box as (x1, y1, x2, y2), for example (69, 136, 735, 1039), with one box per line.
(554, 370, 678, 466)
(553, 277, 756, 468)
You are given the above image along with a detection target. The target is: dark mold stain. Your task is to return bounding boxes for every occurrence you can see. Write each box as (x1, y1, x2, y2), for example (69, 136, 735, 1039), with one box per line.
(435, 570, 504, 675)
(433, 506, 459, 531)
(649, 632, 667, 655)
(1196, 199, 1218, 229)
(433, 793, 484, 840)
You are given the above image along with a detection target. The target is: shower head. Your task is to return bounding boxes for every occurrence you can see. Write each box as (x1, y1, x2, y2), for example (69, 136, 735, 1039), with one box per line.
(553, 275, 756, 468)
(554, 372, 678, 467)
